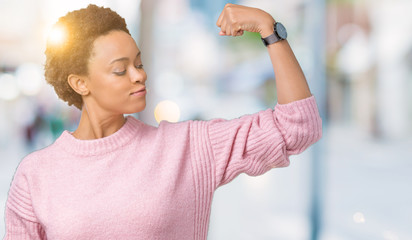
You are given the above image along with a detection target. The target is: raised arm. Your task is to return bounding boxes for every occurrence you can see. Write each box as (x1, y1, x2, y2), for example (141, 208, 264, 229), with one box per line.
(216, 3, 311, 104)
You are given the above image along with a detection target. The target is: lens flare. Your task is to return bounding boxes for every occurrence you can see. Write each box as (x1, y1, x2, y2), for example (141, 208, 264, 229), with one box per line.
(48, 25, 66, 46)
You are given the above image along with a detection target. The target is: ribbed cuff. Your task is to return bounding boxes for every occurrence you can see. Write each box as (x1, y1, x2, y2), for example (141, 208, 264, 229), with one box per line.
(5, 206, 46, 239)
(274, 95, 322, 155)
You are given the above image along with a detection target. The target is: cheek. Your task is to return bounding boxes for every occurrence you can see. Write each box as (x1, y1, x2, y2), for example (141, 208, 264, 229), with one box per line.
(89, 71, 118, 92)
(89, 75, 126, 102)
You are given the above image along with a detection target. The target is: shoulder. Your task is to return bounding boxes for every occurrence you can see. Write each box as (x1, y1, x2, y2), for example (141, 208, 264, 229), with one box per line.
(14, 143, 56, 179)
(157, 119, 192, 134)
(125, 116, 191, 136)
(9, 150, 41, 197)
(13, 128, 73, 180)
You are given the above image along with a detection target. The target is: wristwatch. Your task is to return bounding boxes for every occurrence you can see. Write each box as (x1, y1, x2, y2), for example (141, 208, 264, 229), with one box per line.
(261, 22, 287, 47)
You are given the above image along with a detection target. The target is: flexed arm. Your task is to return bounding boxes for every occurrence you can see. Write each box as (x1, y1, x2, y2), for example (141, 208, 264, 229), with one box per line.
(216, 3, 312, 104)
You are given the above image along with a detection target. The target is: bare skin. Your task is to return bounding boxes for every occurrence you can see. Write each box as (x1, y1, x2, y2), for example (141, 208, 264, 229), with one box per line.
(68, 4, 311, 140)
(216, 3, 312, 104)
(67, 30, 147, 140)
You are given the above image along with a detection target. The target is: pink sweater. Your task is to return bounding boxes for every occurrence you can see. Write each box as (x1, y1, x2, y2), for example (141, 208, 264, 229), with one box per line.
(4, 96, 322, 240)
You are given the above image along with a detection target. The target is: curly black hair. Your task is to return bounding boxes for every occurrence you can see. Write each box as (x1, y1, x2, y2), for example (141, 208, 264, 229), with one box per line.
(44, 4, 131, 110)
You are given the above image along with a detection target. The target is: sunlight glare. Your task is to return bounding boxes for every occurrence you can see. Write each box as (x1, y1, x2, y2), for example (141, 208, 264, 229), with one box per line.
(48, 25, 66, 46)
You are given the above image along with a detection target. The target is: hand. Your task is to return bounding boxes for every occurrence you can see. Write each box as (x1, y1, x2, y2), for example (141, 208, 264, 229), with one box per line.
(216, 3, 275, 38)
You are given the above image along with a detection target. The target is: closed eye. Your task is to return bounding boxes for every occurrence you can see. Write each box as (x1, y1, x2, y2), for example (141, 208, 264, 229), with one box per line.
(114, 70, 126, 76)
(113, 65, 144, 76)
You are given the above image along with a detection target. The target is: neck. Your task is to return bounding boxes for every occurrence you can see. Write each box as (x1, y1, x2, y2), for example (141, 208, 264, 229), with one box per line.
(72, 105, 126, 140)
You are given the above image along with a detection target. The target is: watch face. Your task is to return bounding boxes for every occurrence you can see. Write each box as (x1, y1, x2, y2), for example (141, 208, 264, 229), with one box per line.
(276, 23, 287, 39)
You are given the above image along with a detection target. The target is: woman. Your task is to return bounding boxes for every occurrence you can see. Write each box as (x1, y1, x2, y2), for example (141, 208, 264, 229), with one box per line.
(4, 3, 322, 240)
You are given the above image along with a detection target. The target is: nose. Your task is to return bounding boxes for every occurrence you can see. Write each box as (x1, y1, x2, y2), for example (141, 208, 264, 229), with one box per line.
(130, 67, 147, 84)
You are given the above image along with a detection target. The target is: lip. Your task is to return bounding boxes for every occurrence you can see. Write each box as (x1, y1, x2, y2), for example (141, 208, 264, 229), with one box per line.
(130, 87, 146, 96)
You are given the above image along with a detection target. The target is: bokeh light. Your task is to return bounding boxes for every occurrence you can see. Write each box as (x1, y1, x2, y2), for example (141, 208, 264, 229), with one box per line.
(154, 100, 181, 123)
(353, 212, 365, 224)
(15, 63, 44, 96)
(1, 0, 412, 239)
(0, 73, 19, 101)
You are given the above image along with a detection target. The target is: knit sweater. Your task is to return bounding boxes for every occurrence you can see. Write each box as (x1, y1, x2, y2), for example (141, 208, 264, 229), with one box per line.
(3, 96, 322, 240)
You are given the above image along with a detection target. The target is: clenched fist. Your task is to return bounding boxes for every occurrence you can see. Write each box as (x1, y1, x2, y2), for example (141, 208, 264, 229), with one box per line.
(216, 3, 276, 38)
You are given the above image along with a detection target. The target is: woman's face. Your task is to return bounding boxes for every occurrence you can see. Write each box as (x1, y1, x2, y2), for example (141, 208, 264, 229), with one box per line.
(83, 30, 147, 115)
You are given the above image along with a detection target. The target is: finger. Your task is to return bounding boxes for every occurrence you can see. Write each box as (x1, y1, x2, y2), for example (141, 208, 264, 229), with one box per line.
(232, 24, 241, 36)
(220, 21, 227, 35)
(216, 10, 225, 27)
(231, 26, 236, 36)
(225, 24, 232, 37)
(236, 26, 244, 36)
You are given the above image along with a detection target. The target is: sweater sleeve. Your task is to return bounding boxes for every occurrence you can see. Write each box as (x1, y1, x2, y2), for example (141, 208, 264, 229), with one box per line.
(205, 95, 322, 188)
(4, 207, 46, 240)
(4, 158, 46, 240)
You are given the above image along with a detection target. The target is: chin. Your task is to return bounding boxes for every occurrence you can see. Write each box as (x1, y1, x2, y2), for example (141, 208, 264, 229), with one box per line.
(123, 102, 146, 114)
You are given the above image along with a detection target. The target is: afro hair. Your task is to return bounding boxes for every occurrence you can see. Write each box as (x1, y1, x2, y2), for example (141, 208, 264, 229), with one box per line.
(44, 4, 131, 110)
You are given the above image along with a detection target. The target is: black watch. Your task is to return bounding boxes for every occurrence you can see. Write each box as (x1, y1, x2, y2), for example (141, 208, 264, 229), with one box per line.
(261, 22, 287, 47)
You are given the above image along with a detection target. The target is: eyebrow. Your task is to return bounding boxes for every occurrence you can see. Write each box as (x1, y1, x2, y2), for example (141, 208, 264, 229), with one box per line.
(110, 51, 141, 65)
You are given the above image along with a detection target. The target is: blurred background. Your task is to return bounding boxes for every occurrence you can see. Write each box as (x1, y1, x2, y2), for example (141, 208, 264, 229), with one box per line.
(1, 0, 411, 239)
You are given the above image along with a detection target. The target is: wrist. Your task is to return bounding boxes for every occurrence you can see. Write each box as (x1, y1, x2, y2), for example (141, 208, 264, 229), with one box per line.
(260, 28, 274, 38)
(260, 22, 287, 47)
(259, 18, 276, 38)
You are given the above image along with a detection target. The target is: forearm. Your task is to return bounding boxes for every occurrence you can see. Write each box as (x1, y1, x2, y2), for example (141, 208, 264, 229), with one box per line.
(266, 40, 312, 104)
(215, 3, 313, 104)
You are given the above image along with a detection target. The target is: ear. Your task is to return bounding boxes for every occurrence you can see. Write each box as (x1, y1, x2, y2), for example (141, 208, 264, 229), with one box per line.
(67, 74, 89, 96)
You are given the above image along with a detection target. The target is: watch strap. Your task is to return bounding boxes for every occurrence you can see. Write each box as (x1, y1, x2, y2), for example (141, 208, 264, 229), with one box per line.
(261, 32, 281, 47)
(261, 22, 287, 47)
